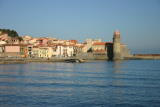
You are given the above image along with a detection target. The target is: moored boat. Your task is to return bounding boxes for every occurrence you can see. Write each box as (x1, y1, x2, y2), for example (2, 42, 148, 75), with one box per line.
(64, 59, 85, 63)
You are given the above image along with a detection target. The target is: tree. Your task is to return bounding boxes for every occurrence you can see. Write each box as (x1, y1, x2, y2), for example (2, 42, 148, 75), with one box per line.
(0, 29, 22, 40)
(0, 29, 19, 37)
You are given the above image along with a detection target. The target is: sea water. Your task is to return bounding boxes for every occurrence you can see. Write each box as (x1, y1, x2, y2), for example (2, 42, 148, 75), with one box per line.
(0, 60, 160, 107)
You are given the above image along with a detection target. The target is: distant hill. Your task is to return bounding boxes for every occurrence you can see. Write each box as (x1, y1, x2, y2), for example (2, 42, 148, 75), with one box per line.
(0, 29, 23, 41)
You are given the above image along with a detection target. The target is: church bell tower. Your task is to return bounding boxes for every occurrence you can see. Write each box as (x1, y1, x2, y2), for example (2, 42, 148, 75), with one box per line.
(113, 30, 122, 60)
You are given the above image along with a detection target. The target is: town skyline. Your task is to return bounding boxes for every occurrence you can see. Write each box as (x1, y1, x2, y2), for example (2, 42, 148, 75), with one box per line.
(0, 0, 160, 51)
(1, 28, 132, 61)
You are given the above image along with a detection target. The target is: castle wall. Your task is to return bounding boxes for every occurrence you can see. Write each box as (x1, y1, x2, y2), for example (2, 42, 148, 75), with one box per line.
(120, 44, 131, 57)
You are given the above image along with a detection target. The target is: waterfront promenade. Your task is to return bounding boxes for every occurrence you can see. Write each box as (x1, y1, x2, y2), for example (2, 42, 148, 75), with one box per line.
(0, 54, 160, 64)
(0, 57, 66, 64)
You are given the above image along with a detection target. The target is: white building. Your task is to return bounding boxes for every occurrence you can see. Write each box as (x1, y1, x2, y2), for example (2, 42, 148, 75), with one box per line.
(55, 44, 75, 57)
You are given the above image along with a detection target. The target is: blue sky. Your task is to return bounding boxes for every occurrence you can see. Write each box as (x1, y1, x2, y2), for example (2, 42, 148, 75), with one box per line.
(0, 0, 160, 51)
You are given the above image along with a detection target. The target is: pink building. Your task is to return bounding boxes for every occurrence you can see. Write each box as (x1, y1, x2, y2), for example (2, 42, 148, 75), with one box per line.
(2, 44, 28, 58)
(36, 38, 49, 45)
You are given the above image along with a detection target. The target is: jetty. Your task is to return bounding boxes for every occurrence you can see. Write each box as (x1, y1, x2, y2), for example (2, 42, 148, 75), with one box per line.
(125, 54, 160, 60)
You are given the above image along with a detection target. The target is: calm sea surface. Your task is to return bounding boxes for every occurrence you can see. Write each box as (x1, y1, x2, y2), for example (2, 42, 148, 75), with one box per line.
(0, 60, 160, 107)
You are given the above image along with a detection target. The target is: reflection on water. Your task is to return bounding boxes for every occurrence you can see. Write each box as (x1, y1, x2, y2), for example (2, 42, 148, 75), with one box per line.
(111, 61, 125, 105)
(113, 60, 122, 73)
(0, 60, 160, 107)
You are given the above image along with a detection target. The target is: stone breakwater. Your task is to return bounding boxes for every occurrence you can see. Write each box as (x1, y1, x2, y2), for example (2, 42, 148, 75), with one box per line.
(125, 54, 160, 60)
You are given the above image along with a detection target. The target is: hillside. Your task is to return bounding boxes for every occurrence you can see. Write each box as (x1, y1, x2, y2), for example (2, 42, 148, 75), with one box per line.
(0, 29, 23, 41)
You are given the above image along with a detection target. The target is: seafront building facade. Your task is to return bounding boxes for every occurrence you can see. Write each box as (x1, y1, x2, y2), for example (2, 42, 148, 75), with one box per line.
(0, 44, 28, 58)
(0, 30, 131, 60)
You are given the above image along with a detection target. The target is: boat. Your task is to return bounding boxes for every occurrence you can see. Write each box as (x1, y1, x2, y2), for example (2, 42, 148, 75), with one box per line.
(64, 59, 85, 63)
(78, 59, 86, 63)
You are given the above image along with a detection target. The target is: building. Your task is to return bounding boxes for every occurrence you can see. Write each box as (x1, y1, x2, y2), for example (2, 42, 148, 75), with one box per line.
(38, 46, 53, 58)
(113, 30, 121, 60)
(32, 46, 39, 58)
(0, 41, 7, 45)
(92, 42, 107, 55)
(22, 35, 32, 44)
(0, 44, 28, 58)
(92, 42, 106, 51)
(55, 44, 75, 57)
(83, 39, 102, 52)
(106, 42, 113, 60)
(36, 38, 49, 45)
(112, 30, 131, 60)
(0, 29, 131, 60)
(79, 31, 130, 60)
(27, 44, 33, 57)
(120, 44, 131, 58)
(0, 33, 21, 44)
(7, 37, 21, 44)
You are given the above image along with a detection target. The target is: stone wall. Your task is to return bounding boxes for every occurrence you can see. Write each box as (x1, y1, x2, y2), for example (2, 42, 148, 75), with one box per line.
(76, 53, 108, 60)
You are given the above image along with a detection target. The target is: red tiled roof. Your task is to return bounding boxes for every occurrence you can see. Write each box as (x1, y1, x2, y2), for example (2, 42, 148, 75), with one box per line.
(69, 40, 78, 44)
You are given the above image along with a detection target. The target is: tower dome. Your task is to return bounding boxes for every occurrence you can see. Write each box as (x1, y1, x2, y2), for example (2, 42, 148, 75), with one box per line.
(114, 30, 120, 38)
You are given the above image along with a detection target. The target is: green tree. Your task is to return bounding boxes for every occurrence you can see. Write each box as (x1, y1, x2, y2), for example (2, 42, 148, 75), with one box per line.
(0, 29, 23, 41)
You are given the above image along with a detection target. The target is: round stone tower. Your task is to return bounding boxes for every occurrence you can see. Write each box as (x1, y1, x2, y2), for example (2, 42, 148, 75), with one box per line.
(113, 30, 122, 60)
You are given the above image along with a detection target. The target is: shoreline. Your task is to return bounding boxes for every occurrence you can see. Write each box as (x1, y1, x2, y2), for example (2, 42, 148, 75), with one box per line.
(0, 56, 160, 64)
(0, 58, 65, 64)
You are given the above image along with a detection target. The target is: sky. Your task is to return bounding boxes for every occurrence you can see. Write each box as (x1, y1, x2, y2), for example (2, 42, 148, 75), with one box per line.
(0, 0, 160, 51)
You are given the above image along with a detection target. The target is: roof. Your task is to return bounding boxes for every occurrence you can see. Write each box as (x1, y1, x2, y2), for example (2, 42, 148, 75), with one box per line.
(69, 40, 78, 44)
(2, 44, 28, 46)
(114, 30, 120, 35)
(37, 38, 49, 41)
(56, 44, 75, 47)
(93, 49, 106, 53)
(114, 31, 120, 37)
(93, 42, 106, 45)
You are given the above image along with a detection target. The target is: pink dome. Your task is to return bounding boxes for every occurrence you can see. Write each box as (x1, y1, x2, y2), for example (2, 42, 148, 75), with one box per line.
(114, 30, 120, 37)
